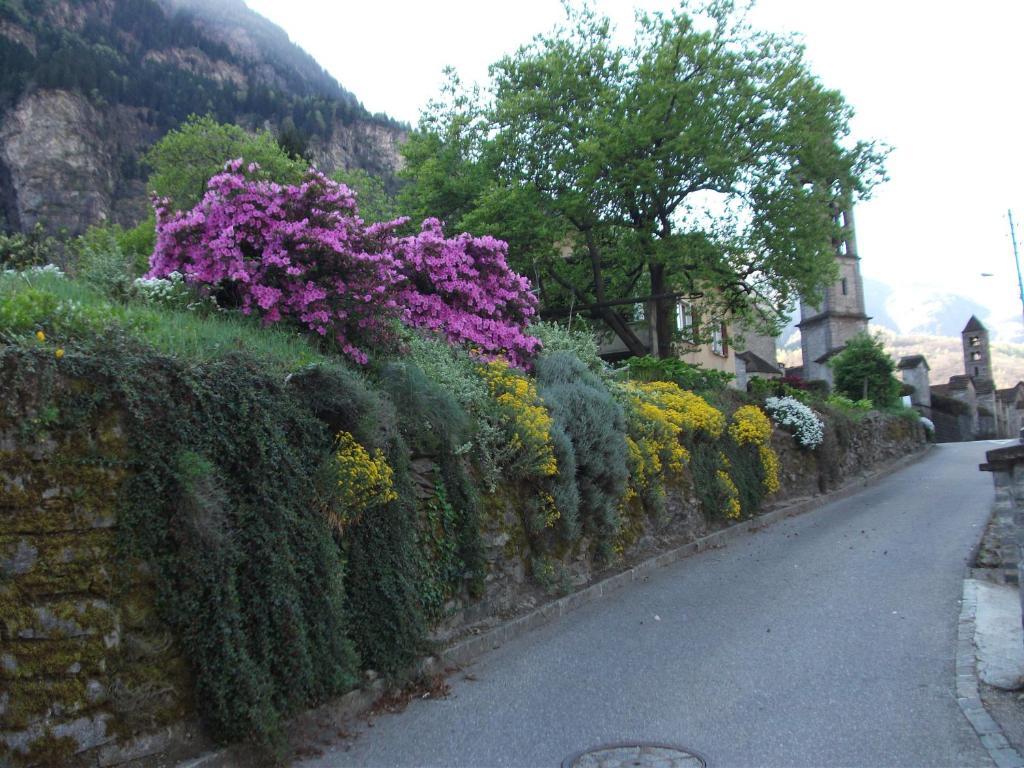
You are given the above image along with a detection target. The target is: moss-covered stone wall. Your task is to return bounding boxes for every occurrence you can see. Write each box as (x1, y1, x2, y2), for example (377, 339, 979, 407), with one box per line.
(0, 374, 191, 767)
(0, 360, 925, 766)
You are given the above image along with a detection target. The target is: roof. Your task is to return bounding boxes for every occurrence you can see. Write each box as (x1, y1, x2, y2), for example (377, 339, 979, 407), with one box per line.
(997, 384, 1024, 403)
(963, 315, 987, 333)
(785, 365, 804, 379)
(948, 375, 974, 391)
(737, 350, 782, 375)
(813, 347, 847, 364)
(897, 354, 930, 371)
(930, 384, 951, 397)
(974, 378, 995, 395)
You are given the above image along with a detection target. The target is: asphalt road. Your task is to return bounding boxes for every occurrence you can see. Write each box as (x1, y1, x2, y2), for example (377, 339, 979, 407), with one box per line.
(298, 441, 1011, 768)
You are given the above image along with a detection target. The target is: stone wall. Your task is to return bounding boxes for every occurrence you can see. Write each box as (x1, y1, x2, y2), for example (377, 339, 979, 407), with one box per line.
(980, 444, 1024, 592)
(0, 376, 195, 767)
(1, 370, 925, 766)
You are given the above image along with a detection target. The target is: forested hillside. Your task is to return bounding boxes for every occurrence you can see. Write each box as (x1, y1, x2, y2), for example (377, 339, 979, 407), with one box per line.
(0, 0, 405, 234)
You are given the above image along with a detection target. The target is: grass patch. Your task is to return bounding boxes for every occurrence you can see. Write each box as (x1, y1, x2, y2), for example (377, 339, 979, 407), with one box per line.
(0, 269, 326, 371)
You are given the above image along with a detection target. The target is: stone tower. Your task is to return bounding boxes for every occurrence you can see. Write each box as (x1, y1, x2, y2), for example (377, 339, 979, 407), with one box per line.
(962, 315, 992, 381)
(797, 205, 870, 385)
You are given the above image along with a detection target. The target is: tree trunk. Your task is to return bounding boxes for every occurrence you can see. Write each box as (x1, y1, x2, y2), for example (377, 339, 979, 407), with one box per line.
(584, 228, 649, 357)
(649, 263, 673, 358)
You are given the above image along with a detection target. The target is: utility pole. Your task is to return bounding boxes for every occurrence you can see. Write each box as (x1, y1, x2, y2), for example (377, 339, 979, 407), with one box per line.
(1010, 209, 1024, 328)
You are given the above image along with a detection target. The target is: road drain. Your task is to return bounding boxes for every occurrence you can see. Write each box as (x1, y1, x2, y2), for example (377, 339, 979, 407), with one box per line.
(561, 742, 708, 768)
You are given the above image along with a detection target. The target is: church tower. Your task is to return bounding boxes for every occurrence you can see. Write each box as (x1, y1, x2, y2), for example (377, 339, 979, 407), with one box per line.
(962, 315, 992, 381)
(797, 205, 870, 385)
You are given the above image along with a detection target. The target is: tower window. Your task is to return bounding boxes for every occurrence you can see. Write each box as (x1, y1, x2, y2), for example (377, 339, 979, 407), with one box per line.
(970, 335, 980, 347)
(975, 366, 979, 376)
(970, 351, 981, 361)
(841, 278, 848, 295)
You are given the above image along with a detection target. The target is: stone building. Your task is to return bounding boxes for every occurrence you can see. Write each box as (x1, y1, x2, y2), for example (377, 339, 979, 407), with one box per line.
(797, 206, 870, 386)
(930, 375, 977, 442)
(897, 355, 931, 410)
(996, 383, 1024, 439)
(929, 315, 1023, 440)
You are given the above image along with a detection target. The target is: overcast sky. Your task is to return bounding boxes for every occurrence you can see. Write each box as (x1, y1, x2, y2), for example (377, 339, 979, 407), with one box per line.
(245, 0, 1024, 340)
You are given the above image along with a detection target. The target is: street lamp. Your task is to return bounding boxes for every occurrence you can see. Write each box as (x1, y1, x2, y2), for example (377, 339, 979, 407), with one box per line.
(1009, 209, 1024, 329)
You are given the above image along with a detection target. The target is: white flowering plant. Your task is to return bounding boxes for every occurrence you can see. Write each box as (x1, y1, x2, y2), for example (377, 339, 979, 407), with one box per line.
(132, 271, 218, 313)
(764, 395, 825, 449)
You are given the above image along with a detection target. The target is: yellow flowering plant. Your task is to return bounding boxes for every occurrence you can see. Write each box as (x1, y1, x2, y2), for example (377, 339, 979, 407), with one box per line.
(727, 404, 780, 494)
(478, 360, 558, 477)
(331, 430, 397, 531)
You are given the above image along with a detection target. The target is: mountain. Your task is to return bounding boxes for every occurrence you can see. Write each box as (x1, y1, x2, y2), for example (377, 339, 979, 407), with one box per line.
(0, 0, 406, 235)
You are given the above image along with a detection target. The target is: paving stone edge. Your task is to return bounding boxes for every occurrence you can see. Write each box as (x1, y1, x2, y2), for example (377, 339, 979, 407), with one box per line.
(178, 443, 933, 767)
(958, 565, 1024, 767)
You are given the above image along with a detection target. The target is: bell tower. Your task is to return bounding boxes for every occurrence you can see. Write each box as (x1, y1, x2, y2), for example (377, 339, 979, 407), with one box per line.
(797, 205, 870, 385)
(962, 315, 991, 381)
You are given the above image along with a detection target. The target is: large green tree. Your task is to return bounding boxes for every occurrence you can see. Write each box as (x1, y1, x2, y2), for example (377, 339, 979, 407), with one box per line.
(145, 115, 306, 212)
(400, 2, 888, 356)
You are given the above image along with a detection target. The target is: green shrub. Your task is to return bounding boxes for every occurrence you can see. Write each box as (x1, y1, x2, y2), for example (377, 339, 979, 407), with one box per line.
(71, 219, 154, 296)
(145, 115, 306, 213)
(829, 332, 901, 407)
(400, 329, 523, 491)
(528, 320, 604, 374)
(0, 222, 63, 270)
(379, 361, 485, 604)
(825, 393, 873, 416)
(535, 352, 628, 562)
(621, 354, 733, 393)
(286, 363, 430, 672)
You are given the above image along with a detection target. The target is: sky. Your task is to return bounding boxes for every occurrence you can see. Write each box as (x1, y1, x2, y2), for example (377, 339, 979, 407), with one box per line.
(244, 0, 1024, 341)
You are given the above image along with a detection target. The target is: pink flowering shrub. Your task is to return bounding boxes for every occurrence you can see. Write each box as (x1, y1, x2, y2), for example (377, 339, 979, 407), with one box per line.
(149, 162, 540, 366)
(397, 220, 540, 367)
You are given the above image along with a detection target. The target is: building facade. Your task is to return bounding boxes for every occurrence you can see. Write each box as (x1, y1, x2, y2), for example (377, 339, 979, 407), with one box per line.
(797, 206, 870, 385)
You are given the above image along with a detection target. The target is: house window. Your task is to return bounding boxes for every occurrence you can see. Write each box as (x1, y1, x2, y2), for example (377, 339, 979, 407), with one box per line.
(841, 277, 848, 295)
(676, 301, 694, 335)
(711, 322, 728, 356)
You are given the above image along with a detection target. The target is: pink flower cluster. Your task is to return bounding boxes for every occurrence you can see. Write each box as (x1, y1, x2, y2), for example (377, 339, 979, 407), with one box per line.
(149, 162, 540, 366)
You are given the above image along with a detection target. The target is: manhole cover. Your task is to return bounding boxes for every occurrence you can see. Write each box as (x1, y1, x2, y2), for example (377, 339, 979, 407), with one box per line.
(561, 742, 708, 768)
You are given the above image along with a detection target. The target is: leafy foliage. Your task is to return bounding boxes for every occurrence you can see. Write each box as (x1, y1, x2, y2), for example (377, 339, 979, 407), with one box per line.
(829, 332, 902, 407)
(622, 355, 734, 393)
(145, 115, 307, 213)
(401, 2, 888, 356)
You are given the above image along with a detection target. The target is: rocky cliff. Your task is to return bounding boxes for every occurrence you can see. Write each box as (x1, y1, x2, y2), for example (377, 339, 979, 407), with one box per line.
(0, 0, 406, 235)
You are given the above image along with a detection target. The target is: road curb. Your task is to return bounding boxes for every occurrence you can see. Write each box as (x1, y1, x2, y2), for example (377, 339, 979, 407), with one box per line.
(956, 578, 1024, 768)
(177, 442, 933, 767)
